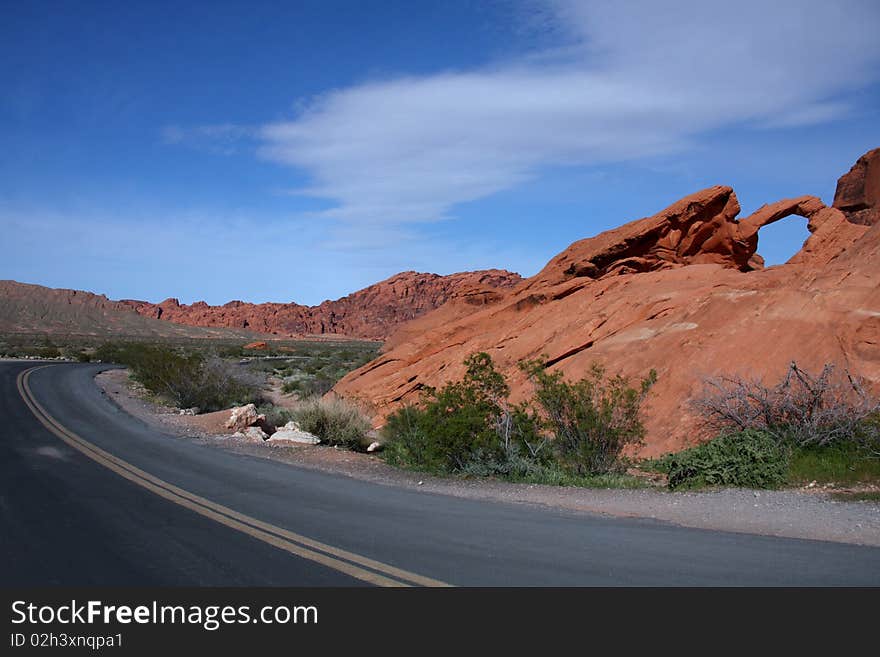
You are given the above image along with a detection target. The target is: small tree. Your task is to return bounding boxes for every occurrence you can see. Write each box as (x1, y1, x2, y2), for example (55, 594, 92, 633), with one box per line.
(522, 360, 657, 474)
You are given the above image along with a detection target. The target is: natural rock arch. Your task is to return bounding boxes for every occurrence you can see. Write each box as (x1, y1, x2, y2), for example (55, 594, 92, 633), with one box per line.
(749, 212, 810, 267)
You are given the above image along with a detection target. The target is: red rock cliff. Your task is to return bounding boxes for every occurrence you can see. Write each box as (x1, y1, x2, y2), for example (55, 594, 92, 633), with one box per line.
(333, 149, 880, 455)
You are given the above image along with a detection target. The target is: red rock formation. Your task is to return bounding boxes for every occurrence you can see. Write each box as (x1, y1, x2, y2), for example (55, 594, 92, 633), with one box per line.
(833, 147, 880, 226)
(333, 148, 880, 456)
(121, 270, 521, 340)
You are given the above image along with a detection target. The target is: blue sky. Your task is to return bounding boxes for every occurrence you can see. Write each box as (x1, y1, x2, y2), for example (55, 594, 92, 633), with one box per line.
(2, 0, 879, 306)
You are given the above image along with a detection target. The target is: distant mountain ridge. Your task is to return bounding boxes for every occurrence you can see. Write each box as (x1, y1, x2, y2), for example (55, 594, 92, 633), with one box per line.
(119, 269, 522, 340)
(0, 280, 258, 339)
(0, 269, 522, 340)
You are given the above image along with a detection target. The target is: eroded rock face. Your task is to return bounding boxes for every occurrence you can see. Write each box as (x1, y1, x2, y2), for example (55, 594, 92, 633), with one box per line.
(834, 147, 880, 225)
(121, 270, 521, 340)
(530, 186, 746, 284)
(333, 148, 880, 456)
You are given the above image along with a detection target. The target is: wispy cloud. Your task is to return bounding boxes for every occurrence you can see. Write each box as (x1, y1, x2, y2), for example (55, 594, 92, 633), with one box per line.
(161, 123, 254, 155)
(249, 0, 880, 225)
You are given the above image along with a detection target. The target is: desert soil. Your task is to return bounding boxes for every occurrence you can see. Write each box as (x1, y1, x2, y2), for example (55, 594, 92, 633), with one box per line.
(95, 369, 880, 547)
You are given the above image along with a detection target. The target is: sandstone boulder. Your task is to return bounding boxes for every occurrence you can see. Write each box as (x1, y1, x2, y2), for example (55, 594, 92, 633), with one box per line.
(225, 404, 265, 432)
(234, 426, 268, 443)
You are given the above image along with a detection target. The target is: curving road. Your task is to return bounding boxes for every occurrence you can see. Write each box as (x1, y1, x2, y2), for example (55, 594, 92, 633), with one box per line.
(2, 360, 879, 586)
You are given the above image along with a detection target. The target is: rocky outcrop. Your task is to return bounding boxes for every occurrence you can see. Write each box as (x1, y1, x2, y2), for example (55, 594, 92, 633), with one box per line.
(833, 147, 880, 226)
(121, 269, 521, 340)
(333, 148, 880, 456)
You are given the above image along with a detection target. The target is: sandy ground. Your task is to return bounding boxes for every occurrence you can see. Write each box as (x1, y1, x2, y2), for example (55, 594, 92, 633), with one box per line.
(95, 369, 880, 547)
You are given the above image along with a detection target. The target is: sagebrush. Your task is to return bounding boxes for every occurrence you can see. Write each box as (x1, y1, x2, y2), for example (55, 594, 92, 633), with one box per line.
(291, 396, 372, 450)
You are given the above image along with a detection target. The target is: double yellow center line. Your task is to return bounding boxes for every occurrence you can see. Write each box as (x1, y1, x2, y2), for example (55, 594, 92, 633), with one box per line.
(17, 365, 451, 587)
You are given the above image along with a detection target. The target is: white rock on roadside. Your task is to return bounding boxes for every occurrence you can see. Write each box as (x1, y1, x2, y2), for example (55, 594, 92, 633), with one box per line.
(280, 420, 303, 432)
(366, 441, 382, 453)
(266, 429, 321, 446)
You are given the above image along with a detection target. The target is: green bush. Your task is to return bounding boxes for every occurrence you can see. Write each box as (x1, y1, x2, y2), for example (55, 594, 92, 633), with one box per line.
(382, 353, 541, 473)
(292, 396, 371, 450)
(522, 360, 656, 475)
(660, 429, 790, 490)
(382, 352, 655, 480)
(94, 342, 263, 411)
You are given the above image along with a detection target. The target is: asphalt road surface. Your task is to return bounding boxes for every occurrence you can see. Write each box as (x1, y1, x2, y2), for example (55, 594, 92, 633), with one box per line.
(2, 361, 879, 586)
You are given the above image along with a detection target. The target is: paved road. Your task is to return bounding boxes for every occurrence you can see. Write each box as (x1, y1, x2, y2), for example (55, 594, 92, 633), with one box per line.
(2, 361, 879, 586)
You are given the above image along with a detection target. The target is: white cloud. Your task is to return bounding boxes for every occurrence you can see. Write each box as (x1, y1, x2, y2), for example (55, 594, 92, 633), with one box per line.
(256, 0, 880, 224)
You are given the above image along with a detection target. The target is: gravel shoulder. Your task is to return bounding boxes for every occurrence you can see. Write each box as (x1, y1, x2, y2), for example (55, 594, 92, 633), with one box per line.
(95, 368, 880, 548)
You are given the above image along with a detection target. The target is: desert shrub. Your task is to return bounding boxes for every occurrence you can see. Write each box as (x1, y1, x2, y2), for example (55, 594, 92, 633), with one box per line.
(95, 342, 263, 411)
(693, 362, 880, 448)
(292, 396, 371, 450)
(37, 344, 61, 359)
(382, 405, 436, 469)
(216, 344, 245, 359)
(283, 375, 336, 398)
(197, 355, 265, 411)
(75, 351, 92, 362)
(522, 360, 657, 475)
(382, 353, 541, 473)
(383, 353, 657, 478)
(660, 429, 790, 490)
(256, 403, 293, 431)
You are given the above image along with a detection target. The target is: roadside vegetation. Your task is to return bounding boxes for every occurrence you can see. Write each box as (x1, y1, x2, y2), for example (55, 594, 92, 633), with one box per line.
(382, 352, 657, 488)
(94, 342, 264, 412)
(648, 363, 880, 492)
(288, 396, 372, 450)
(244, 341, 380, 398)
(88, 338, 379, 424)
